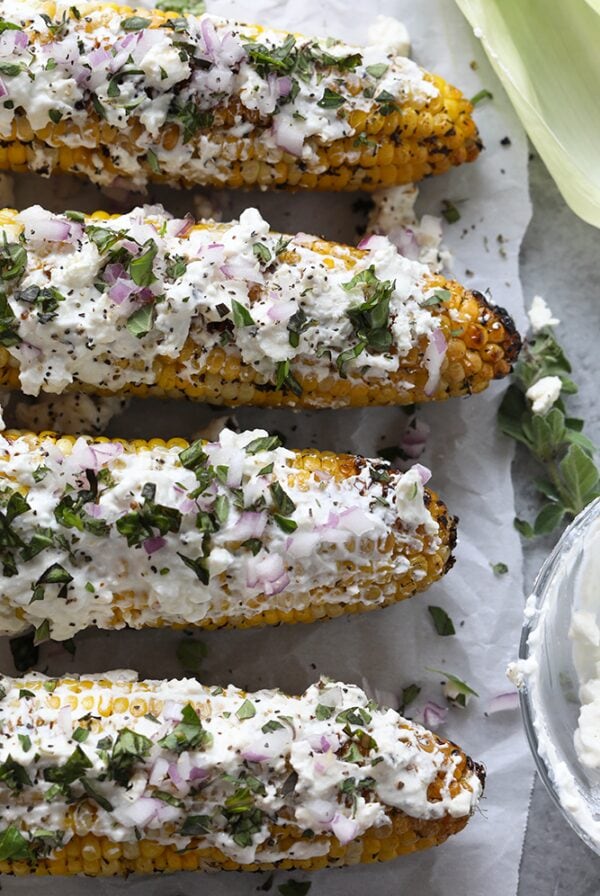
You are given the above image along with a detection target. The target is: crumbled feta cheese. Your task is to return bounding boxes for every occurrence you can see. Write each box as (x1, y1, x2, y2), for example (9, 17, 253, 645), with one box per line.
(367, 185, 452, 273)
(367, 16, 411, 57)
(526, 375, 562, 415)
(528, 295, 560, 334)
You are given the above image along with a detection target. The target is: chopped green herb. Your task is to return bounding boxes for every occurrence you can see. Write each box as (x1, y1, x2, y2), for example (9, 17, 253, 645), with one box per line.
(470, 88, 493, 106)
(441, 199, 461, 224)
(155, 0, 205, 12)
(177, 552, 209, 584)
(366, 63, 388, 79)
(317, 87, 346, 109)
(146, 148, 161, 174)
(335, 706, 371, 727)
(72, 727, 89, 743)
(9, 632, 38, 672)
(253, 242, 272, 265)
(422, 287, 451, 307)
(400, 684, 421, 713)
(275, 359, 302, 396)
(129, 239, 158, 287)
(126, 304, 155, 339)
(269, 482, 296, 516)
(491, 562, 509, 576)
(245, 435, 281, 455)
(81, 779, 114, 812)
(427, 605, 456, 636)
(121, 16, 151, 31)
(0, 825, 32, 861)
(499, 322, 599, 537)
(43, 746, 92, 786)
(315, 703, 335, 720)
(231, 299, 255, 327)
(236, 699, 256, 720)
(159, 703, 212, 753)
(0, 756, 31, 791)
(428, 668, 479, 706)
(17, 734, 32, 752)
(287, 307, 314, 348)
(0, 235, 27, 283)
(261, 720, 284, 733)
(278, 882, 312, 896)
(179, 815, 212, 835)
(108, 728, 152, 785)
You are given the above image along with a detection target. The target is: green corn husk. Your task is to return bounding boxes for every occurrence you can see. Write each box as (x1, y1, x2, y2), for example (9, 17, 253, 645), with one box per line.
(454, 0, 600, 228)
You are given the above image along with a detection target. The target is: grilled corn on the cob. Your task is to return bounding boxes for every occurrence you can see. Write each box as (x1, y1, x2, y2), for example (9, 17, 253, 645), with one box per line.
(0, 673, 485, 874)
(0, 0, 482, 191)
(0, 205, 520, 407)
(0, 427, 456, 641)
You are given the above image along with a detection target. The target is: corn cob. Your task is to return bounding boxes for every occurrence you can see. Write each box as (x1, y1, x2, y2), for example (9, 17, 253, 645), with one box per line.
(0, 673, 485, 875)
(0, 426, 456, 641)
(0, 205, 520, 408)
(0, 1, 481, 192)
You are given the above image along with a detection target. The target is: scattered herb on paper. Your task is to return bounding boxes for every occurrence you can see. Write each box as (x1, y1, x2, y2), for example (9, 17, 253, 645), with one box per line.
(427, 605, 456, 636)
(470, 88, 493, 106)
(498, 313, 599, 537)
(491, 562, 509, 576)
(400, 683, 421, 714)
(278, 882, 312, 896)
(428, 669, 479, 708)
(176, 637, 208, 675)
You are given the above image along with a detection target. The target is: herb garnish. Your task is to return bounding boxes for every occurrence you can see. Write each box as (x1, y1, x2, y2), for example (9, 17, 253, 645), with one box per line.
(499, 319, 599, 537)
(108, 728, 152, 785)
(427, 605, 456, 636)
(159, 703, 212, 752)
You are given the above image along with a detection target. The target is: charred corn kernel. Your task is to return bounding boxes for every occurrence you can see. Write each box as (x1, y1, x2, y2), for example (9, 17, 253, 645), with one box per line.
(0, 428, 457, 638)
(0, 673, 484, 876)
(0, 1, 481, 192)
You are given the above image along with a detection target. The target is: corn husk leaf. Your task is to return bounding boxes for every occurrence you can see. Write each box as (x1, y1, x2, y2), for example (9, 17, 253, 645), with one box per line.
(454, 0, 600, 227)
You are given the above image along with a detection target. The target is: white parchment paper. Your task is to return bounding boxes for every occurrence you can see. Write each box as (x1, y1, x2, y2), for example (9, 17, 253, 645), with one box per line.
(0, 0, 534, 893)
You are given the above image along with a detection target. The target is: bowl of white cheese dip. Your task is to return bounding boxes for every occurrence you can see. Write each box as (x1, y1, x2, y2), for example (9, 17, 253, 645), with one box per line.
(517, 497, 600, 853)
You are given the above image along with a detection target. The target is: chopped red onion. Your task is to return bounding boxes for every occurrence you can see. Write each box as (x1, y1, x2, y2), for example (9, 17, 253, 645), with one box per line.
(247, 552, 286, 589)
(0, 79, 7, 99)
(174, 213, 195, 238)
(149, 757, 169, 786)
(189, 766, 209, 782)
(266, 298, 295, 323)
(488, 691, 519, 714)
(219, 31, 246, 65)
(358, 234, 390, 254)
(14, 31, 28, 50)
(412, 463, 431, 486)
(104, 263, 127, 285)
(167, 762, 185, 790)
(89, 47, 111, 66)
(108, 279, 136, 305)
(241, 748, 269, 763)
(278, 76, 292, 96)
(90, 442, 124, 466)
(227, 511, 267, 542)
(387, 226, 419, 259)
(399, 419, 429, 459)
(220, 262, 264, 284)
(200, 17, 218, 60)
(143, 536, 166, 555)
(423, 701, 448, 728)
(331, 813, 358, 844)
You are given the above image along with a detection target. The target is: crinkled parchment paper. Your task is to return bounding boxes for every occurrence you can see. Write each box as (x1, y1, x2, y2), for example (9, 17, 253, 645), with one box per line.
(0, 0, 534, 893)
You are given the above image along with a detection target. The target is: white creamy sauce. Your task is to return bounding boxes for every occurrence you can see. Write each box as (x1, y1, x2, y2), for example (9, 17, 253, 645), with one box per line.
(0, 0, 437, 187)
(0, 204, 443, 399)
(0, 674, 482, 863)
(0, 427, 440, 641)
(516, 514, 600, 848)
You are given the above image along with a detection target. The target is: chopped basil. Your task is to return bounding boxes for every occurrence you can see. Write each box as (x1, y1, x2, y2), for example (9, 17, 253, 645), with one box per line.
(0, 294, 21, 346)
(81, 778, 114, 812)
(335, 706, 371, 727)
(108, 728, 153, 785)
(18, 689, 34, 699)
(427, 605, 456, 636)
(287, 307, 314, 348)
(129, 239, 158, 287)
(317, 87, 345, 109)
(126, 304, 155, 338)
(441, 199, 461, 224)
(274, 236, 291, 255)
(269, 482, 296, 516)
(374, 89, 398, 115)
(178, 440, 207, 471)
(275, 359, 302, 396)
(36, 563, 73, 585)
(273, 514, 297, 533)
(153, 789, 184, 807)
(0, 62, 21, 77)
(252, 242, 272, 265)
(179, 814, 212, 835)
(235, 699, 256, 720)
(0, 235, 27, 282)
(9, 632, 38, 672)
(0, 825, 32, 861)
(175, 550, 208, 584)
(158, 703, 212, 753)
(0, 756, 31, 791)
(72, 727, 89, 743)
(17, 734, 32, 752)
(470, 88, 493, 106)
(146, 148, 161, 174)
(366, 63, 388, 79)
(33, 619, 50, 645)
(231, 299, 255, 327)
(400, 684, 421, 713)
(156, 0, 206, 11)
(428, 668, 479, 706)
(491, 561, 509, 576)
(171, 100, 214, 143)
(165, 254, 187, 280)
(245, 435, 281, 455)
(242, 537, 262, 555)
(121, 16, 151, 31)
(422, 287, 451, 307)
(261, 720, 284, 733)
(43, 746, 92, 785)
(315, 704, 334, 720)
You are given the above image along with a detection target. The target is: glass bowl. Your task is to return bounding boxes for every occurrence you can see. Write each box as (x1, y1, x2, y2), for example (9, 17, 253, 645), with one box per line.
(519, 496, 600, 854)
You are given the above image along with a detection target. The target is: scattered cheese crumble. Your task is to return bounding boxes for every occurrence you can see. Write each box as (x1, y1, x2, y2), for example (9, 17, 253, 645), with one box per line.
(526, 375, 562, 415)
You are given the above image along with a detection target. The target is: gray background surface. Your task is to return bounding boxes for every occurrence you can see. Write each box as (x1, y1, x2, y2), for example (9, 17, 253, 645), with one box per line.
(517, 155, 600, 894)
